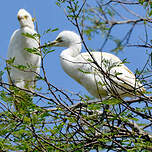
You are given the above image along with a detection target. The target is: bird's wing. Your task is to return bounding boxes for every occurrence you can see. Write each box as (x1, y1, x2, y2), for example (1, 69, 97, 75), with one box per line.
(76, 52, 141, 89)
(114, 64, 140, 89)
(77, 52, 122, 72)
(7, 29, 20, 59)
(79, 52, 122, 64)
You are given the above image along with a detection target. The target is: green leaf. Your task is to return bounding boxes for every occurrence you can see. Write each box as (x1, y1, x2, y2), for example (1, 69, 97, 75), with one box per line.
(149, 10, 152, 16)
(45, 28, 51, 33)
(24, 48, 41, 56)
(45, 49, 55, 56)
(115, 72, 123, 76)
(121, 58, 130, 64)
(102, 98, 122, 105)
(51, 28, 59, 32)
(13, 64, 28, 70)
(6, 57, 15, 65)
(78, 68, 91, 74)
(139, 0, 144, 5)
(107, 9, 115, 17)
(0, 71, 4, 78)
(22, 32, 38, 41)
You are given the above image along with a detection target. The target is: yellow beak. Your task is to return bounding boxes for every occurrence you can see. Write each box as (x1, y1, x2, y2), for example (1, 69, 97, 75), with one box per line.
(49, 40, 59, 46)
(39, 40, 58, 48)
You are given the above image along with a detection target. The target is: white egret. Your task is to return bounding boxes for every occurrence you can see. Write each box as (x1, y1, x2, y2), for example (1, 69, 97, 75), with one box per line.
(7, 9, 41, 91)
(48, 31, 145, 98)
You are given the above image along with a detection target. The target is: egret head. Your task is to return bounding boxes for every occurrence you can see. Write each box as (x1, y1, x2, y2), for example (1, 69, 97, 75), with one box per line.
(50, 31, 82, 48)
(17, 9, 34, 29)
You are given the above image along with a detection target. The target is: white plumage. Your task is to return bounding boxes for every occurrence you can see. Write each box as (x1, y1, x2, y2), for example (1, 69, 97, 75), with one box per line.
(49, 31, 145, 98)
(7, 9, 41, 91)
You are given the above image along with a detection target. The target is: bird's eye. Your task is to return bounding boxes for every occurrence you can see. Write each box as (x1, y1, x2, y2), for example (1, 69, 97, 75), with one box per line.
(24, 15, 28, 19)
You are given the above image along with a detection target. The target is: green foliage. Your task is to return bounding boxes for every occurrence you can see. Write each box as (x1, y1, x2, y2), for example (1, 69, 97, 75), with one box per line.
(139, 0, 152, 16)
(6, 57, 15, 65)
(24, 48, 41, 56)
(78, 68, 92, 74)
(42, 47, 55, 58)
(22, 32, 40, 41)
(42, 27, 59, 36)
(56, 0, 66, 7)
(102, 98, 122, 105)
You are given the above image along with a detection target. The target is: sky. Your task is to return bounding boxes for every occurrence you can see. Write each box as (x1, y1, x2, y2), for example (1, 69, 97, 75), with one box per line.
(0, 0, 148, 98)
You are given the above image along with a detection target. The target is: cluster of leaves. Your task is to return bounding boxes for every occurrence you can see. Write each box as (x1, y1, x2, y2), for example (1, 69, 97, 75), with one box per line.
(139, 0, 152, 16)
(0, 86, 152, 151)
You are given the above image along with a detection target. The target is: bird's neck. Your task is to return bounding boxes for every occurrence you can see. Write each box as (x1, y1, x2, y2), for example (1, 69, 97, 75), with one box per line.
(21, 24, 34, 30)
(60, 44, 82, 58)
